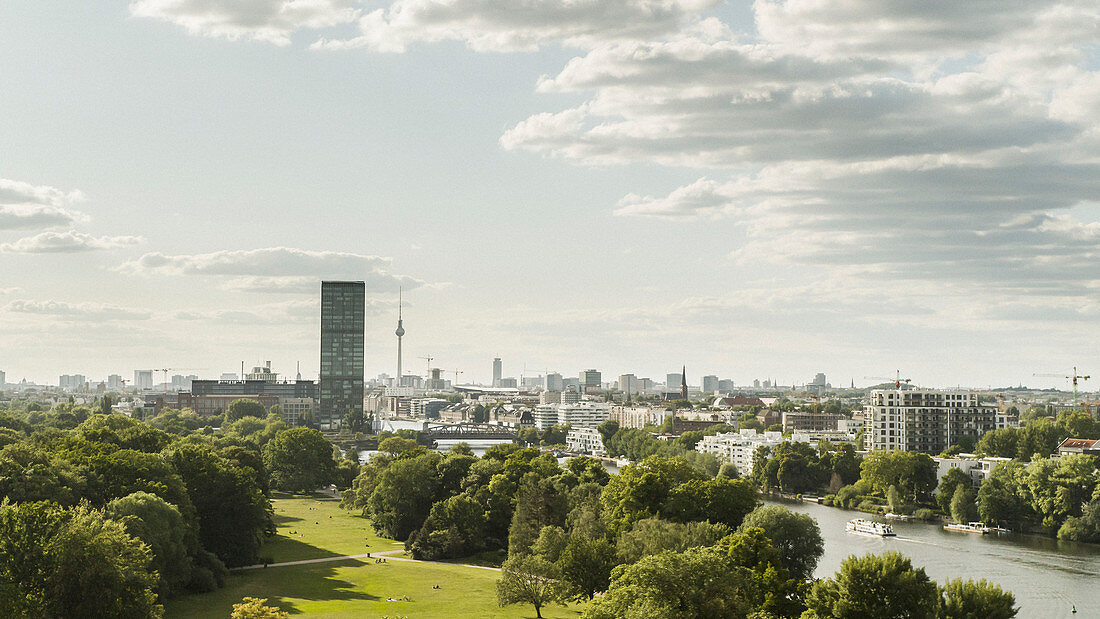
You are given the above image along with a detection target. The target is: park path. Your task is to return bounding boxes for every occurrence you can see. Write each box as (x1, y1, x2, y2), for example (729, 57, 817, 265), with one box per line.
(232, 548, 500, 572)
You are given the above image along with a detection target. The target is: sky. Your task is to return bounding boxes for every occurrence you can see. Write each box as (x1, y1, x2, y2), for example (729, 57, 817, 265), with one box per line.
(1, 0, 1098, 390)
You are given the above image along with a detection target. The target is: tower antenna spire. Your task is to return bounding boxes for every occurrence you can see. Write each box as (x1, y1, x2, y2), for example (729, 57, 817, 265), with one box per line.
(395, 287, 405, 388)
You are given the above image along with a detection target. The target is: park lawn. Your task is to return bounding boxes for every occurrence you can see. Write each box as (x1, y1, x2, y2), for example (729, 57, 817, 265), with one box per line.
(166, 495, 584, 618)
(261, 494, 398, 563)
(165, 558, 583, 618)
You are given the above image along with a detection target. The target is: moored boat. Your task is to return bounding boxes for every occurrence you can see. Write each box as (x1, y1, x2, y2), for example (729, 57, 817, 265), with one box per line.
(944, 521, 991, 534)
(846, 518, 896, 537)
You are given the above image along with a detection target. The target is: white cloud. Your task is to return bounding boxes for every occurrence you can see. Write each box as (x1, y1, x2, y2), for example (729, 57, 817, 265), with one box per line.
(0, 178, 86, 230)
(312, 0, 720, 52)
(4, 299, 153, 321)
(1, 231, 144, 253)
(129, 0, 360, 45)
(118, 246, 424, 292)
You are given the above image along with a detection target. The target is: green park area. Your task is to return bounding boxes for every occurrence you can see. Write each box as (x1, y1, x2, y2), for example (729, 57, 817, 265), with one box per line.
(166, 495, 583, 618)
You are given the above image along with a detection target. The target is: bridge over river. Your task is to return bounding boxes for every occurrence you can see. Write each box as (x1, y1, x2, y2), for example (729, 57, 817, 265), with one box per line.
(422, 421, 519, 443)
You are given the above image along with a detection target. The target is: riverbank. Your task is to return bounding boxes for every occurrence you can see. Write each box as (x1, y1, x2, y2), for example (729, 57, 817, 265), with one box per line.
(768, 497, 1100, 619)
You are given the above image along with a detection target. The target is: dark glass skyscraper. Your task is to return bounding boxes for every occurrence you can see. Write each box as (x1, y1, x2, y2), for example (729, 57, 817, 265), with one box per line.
(320, 281, 364, 430)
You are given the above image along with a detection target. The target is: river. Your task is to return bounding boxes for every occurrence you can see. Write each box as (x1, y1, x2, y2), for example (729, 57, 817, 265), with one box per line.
(769, 499, 1100, 618)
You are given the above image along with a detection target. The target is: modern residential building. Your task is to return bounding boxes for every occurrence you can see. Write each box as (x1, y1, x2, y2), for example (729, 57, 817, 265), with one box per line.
(696, 430, 785, 476)
(409, 398, 449, 419)
(610, 405, 672, 429)
(562, 387, 582, 405)
(540, 390, 561, 405)
(566, 427, 606, 456)
(492, 358, 502, 387)
(544, 372, 563, 392)
(107, 374, 123, 390)
(781, 411, 845, 432)
(531, 402, 611, 430)
(863, 389, 998, 453)
(701, 375, 719, 393)
(933, 456, 1011, 488)
(319, 281, 365, 431)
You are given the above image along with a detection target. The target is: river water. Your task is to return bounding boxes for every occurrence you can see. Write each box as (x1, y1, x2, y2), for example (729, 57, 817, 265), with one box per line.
(770, 499, 1100, 618)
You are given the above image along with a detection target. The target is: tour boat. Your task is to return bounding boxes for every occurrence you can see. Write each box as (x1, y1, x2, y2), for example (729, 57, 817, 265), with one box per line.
(943, 522, 991, 534)
(846, 518, 896, 537)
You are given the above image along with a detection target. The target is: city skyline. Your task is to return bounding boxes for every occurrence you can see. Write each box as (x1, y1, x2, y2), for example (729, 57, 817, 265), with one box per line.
(2, 1, 1098, 389)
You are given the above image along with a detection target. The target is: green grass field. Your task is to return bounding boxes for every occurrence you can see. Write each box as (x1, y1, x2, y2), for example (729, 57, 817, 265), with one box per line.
(166, 495, 583, 618)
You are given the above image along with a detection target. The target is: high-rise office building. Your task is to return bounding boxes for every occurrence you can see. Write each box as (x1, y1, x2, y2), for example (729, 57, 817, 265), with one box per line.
(545, 372, 563, 392)
(134, 370, 153, 390)
(580, 369, 601, 394)
(107, 374, 123, 390)
(666, 373, 682, 389)
(618, 374, 638, 395)
(0, 370, 5, 388)
(320, 281, 365, 431)
(492, 358, 502, 387)
(702, 375, 719, 392)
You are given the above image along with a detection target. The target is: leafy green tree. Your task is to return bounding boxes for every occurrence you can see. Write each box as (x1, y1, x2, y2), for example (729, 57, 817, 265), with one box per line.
(558, 536, 617, 599)
(540, 424, 570, 446)
(887, 485, 904, 514)
(164, 443, 274, 567)
(496, 554, 567, 619)
(105, 492, 226, 596)
(0, 500, 162, 618)
(803, 551, 939, 619)
(225, 399, 266, 422)
(1015, 417, 1066, 461)
(231, 597, 289, 618)
(601, 455, 706, 534)
(378, 435, 419, 456)
(939, 578, 1018, 619)
(615, 517, 730, 563)
(407, 493, 487, 560)
(738, 416, 764, 432)
(584, 547, 750, 619)
(1058, 498, 1100, 543)
(860, 451, 937, 503)
(976, 464, 1030, 528)
(566, 456, 611, 486)
(936, 468, 972, 513)
(663, 477, 759, 529)
(950, 484, 977, 524)
(508, 473, 568, 554)
(737, 504, 823, 582)
(366, 451, 441, 540)
(719, 527, 804, 617)
(263, 428, 336, 493)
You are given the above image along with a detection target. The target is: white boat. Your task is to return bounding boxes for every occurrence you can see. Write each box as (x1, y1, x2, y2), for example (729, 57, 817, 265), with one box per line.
(883, 512, 911, 521)
(846, 518, 896, 537)
(944, 522, 991, 534)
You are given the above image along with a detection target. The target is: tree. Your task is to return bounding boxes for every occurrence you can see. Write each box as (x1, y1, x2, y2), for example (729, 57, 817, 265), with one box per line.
(976, 465, 1029, 528)
(1058, 498, 1100, 542)
(939, 578, 1018, 619)
(164, 443, 274, 568)
(366, 451, 441, 540)
(231, 597, 289, 619)
(378, 436, 419, 456)
(558, 536, 617, 600)
(719, 527, 804, 617)
(950, 484, 977, 524)
(225, 399, 266, 422)
(860, 451, 937, 503)
(584, 547, 750, 619)
(105, 492, 226, 596)
(936, 468, 972, 514)
(615, 517, 731, 564)
(407, 493, 487, 560)
(737, 504, 823, 582)
(718, 462, 739, 479)
(802, 552, 939, 619)
(263, 428, 336, 493)
(497, 554, 567, 619)
(738, 416, 764, 432)
(508, 473, 568, 554)
(0, 500, 162, 618)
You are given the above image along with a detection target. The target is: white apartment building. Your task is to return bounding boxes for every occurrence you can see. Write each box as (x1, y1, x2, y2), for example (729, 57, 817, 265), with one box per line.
(697, 430, 784, 476)
(610, 405, 673, 429)
(934, 456, 1011, 488)
(864, 389, 999, 454)
(566, 427, 606, 456)
(532, 402, 611, 430)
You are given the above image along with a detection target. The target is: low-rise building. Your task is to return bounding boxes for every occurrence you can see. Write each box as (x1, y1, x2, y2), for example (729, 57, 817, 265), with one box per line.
(1057, 438, 1100, 457)
(782, 411, 844, 432)
(566, 427, 606, 456)
(933, 456, 1011, 488)
(610, 405, 672, 429)
(696, 430, 785, 476)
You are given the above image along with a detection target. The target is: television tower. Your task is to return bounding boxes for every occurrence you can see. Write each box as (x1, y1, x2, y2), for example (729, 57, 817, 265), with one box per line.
(395, 287, 405, 387)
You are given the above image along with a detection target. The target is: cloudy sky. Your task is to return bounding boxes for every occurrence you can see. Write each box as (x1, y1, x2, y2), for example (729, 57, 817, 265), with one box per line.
(2, 1, 1097, 390)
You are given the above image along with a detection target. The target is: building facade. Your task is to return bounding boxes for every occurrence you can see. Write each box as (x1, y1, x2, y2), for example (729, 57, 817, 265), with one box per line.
(320, 281, 365, 431)
(863, 389, 998, 453)
(492, 358, 502, 387)
(697, 430, 785, 476)
(579, 369, 602, 394)
(566, 427, 606, 456)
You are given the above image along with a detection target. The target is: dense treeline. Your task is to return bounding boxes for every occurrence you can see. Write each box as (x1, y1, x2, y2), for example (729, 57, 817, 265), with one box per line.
(342, 439, 1019, 618)
(597, 419, 723, 475)
(0, 401, 345, 615)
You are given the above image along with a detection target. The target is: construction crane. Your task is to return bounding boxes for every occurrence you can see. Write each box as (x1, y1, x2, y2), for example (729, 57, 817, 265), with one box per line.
(151, 368, 205, 393)
(1033, 367, 1091, 405)
(863, 370, 912, 389)
(452, 369, 464, 386)
(419, 356, 433, 377)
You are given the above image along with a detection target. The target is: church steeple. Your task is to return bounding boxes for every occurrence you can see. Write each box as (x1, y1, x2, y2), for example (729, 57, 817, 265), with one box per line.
(680, 365, 688, 400)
